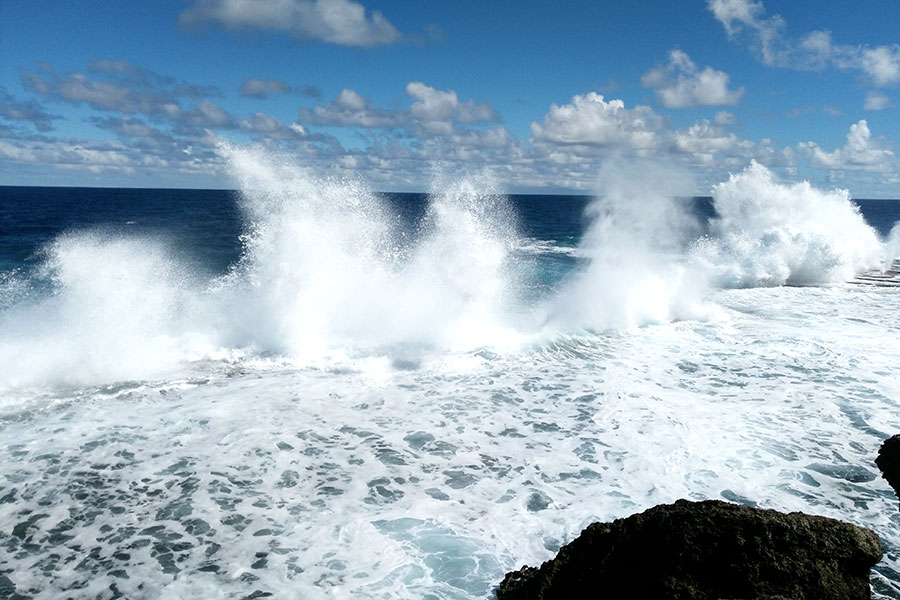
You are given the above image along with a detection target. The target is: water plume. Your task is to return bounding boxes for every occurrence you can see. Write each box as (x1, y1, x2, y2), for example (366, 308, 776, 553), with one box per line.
(692, 161, 882, 287)
(546, 160, 713, 333)
(217, 145, 524, 358)
(0, 147, 529, 389)
(0, 232, 216, 388)
(884, 222, 900, 271)
(2, 149, 894, 391)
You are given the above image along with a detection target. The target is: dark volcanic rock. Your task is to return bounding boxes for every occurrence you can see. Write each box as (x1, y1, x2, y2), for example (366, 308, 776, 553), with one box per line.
(498, 499, 882, 600)
(876, 434, 900, 509)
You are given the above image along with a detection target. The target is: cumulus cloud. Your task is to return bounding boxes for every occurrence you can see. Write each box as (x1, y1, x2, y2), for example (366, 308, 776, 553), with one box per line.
(529, 93, 663, 149)
(708, 0, 787, 64)
(91, 116, 175, 144)
(406, 81, 498, 135)
(239, 78, 321, 99)
(0, 138, 138, 175)
(240, 78, 291, 98)
(800, 119, 895, 171)
(19, 63, 242, 135)
(297, 83, 500, 137)
(856, 47, 900, 86)
(9, 56, 890, 193)
(180, 0, 403, 47)
(39, 71, 175, 114)
(179, 100, 235, 129)
(240, 112, 286, 135)
(406, 82, 497, 124)
(299, 88, 402, 128)
(238, 111, 333, 142)
(672, 119, 749, 165)
(714, 110, 737, 125)
(864, 91, 890, 111)
(23, 65, 187, 116)
(709, 0, 900, 86)
(642, 50, 744, 108)
(0, 88, 58, 132)
(3, 62, 345, 183)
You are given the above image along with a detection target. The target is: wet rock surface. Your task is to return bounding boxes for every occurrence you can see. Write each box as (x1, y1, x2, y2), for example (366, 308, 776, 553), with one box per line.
(497, 499, 882, 600)
(876, 434, 900, 509)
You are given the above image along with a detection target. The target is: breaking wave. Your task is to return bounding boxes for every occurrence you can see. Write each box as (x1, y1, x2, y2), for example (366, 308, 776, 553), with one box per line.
(693, 161, 882, 287)
(0, 152, 893, 389)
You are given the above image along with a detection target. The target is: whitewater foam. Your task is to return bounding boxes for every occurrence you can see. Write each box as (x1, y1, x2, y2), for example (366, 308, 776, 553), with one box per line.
(1, 284, 898, 599)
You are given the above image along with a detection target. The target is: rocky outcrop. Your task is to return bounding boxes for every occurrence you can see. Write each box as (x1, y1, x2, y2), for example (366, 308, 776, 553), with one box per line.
(876, 434, 900, 509)
(498, 499, 882, 600)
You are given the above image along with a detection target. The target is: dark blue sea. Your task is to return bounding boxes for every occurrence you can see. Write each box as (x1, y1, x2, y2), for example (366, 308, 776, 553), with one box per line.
(1, 167, 899, 598)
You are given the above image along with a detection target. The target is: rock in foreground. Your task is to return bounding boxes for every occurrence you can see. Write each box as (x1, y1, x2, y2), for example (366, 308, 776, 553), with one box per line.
(498, 499, 882, 600)
(876, 434, 900, 509)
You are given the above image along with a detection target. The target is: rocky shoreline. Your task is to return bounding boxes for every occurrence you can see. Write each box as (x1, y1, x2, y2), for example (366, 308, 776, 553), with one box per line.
(495, 435, 900, 599)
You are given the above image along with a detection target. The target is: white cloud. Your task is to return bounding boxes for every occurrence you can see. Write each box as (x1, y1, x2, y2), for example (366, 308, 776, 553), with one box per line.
(708, 0, 785, 65)
(642, 50, 744, 108)
(858, 46, 900, 86)
(405, 81, 499, 136)
(21, 66, 207, 119)
(91, 116, 175, 146)
(707, 0, 766, 36)
(175, 100, 235, 130)
(180, 0, 402, 47)
(673, 120, 746, 165)
(452, 126, 509, 149)
(864, 91, 890, 111)
(800, 120, 895, 171)
(709, 0, 900, 86)
(11, 55, 895, 193)
(530, 93, 663, 149)
(241, 112, 284, 134)
(238, 112, 326, 142)
(56, 73, 160, 113)
(406, 82, 498, 124)
(0, 88, 57, 132)
(297, 83, 501, 138)
(714, 110, 737, 125)
(240, 78, 292, 98)
(299, 88, 401, 128)
(0, 139, 137, 174)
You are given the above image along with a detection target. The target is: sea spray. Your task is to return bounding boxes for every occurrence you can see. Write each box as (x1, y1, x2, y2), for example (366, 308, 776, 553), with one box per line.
(0, 232, 221, 388)
(219, 145, 401, 356)
(0, 152, 893, 391)
(692, 161, 882, 287)
(219, 145, 525, 357)
(404, 172, 524, 349)
(0, 149, 529, 389)
(884, 222, 900, 271)
(546, 161, 714, 332)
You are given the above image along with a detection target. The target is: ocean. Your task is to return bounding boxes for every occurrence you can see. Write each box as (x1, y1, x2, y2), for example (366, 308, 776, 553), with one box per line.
(1, 154, 900, 599)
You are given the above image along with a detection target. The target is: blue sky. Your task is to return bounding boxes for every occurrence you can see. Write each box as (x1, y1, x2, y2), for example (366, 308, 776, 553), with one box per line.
(1, 0, 899, 195)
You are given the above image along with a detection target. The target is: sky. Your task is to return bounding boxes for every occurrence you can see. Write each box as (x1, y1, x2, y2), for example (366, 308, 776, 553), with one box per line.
(1, 0, 899, 196)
